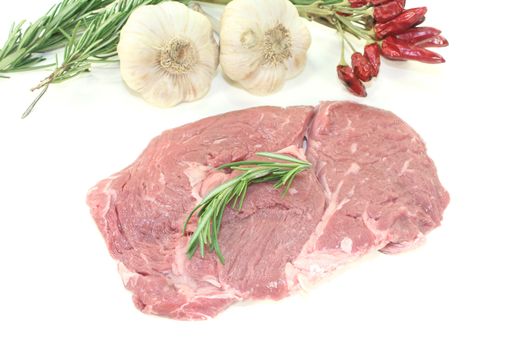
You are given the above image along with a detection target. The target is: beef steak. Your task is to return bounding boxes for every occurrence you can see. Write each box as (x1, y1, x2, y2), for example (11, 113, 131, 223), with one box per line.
(87, 101, 449, 320)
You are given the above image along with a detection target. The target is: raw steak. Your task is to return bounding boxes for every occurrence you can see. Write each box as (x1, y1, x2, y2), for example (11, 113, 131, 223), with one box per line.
(87, 101, 449, 320)
(287, 102, 450, 286)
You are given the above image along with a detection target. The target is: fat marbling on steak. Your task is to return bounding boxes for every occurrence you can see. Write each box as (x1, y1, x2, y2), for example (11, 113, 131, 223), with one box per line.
(87, 101, 449, 320)
(286, 102, 450, 287)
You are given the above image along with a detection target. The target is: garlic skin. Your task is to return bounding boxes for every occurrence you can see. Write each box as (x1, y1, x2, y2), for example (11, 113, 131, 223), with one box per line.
(219, 0, 311, 95)
(118, 2, 219, 108)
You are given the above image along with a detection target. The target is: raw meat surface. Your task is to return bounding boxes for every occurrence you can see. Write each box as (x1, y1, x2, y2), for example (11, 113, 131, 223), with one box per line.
(287, 102, 450, 287)
(87, 101, 449, 320)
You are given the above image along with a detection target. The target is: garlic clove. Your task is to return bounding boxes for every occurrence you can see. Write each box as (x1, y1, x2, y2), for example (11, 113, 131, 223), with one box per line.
(120, 63, 158, 92)
(195, 41, 220, 73)
(122, 6, 169, 48)
(256, 0, 297, 29)
(141, 73, 184, 108)
(284, 21, 312, 79)
(240, 64, 287, 96)
(117, 36, 157, 68)
(186, 64, 215, 100)
(219, 44, 262, 82)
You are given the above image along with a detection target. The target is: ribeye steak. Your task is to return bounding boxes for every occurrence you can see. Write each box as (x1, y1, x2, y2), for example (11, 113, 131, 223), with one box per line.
(87, 101, 449, 320)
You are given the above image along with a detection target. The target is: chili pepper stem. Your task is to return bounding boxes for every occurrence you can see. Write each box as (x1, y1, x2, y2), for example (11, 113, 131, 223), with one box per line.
(343, 33, 358, 53)
(337, 14, 375, 42)
(296, 2, 335, 19)
(339, 34, 347, 66)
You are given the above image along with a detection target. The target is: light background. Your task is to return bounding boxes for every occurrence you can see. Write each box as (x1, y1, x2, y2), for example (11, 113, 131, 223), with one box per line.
(1, 1, 523, 349)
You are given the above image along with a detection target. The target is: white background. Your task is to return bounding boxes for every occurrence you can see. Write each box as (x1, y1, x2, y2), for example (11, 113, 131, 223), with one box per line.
(1, 1, 524, 349)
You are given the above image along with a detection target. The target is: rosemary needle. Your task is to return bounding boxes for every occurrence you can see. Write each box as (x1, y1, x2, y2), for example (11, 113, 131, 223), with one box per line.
(0, 0, 114, 74)
(183, 152, 311, 264)
(22, 0, 166, 118)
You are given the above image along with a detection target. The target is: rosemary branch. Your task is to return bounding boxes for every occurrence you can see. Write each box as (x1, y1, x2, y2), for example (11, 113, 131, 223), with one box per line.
(22, 0, 166, 118)
(0, 0, 114, 74)
(183, 152, 311, 264)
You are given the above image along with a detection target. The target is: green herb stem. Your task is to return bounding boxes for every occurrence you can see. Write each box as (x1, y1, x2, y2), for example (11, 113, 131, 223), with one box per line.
(183, 152, 311, 264)
(0, 0, 114, 74)
(22, 0, 166, 118)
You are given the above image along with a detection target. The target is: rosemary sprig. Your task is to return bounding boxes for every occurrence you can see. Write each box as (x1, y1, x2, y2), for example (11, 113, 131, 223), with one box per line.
(183, 152, 311, 264)
(0, 0, 114, 74)
(22, 0, 166, 118)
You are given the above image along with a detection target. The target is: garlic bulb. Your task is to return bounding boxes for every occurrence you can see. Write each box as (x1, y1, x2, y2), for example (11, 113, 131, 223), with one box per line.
(219, 0, 311, 95)
(117, 2, 219, 107)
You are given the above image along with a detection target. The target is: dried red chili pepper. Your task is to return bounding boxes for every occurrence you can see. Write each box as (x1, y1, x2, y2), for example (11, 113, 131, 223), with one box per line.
(380, 36, 445, 63)
(374, 7, 427, 39)
(369, 0, 391, 5)
(337, 65, 367, 97)
(395, 0, 406, 7)
(413, 16, 426, 27)
(364, 43, 381, 77)
(395, 26, 441, 44)
(349, 0, 405, 9)
(416, 35, 449, 48)
(374, 1, 405, 23)
(350, 0, 369, 8)
(351, 52, 373, 82)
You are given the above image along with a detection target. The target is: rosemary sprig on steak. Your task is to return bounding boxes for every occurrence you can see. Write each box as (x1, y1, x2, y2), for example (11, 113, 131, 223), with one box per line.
(183, 152, 311, 264)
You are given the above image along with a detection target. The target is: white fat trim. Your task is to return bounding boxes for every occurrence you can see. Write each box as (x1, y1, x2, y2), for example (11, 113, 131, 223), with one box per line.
(344, 119, 353, 130)
(399, 159, 413, 176)
(345, 162, 361, 175)
(299, 183, 354, 255)
(182, 161, 211, 202)
(118, 262, 138, 286)
(203, 276, 222, 288)
(212, 138, 227, 144)
(313, 102, 333, 133)
(87, 174, 121, 231)
(286, 249, 358, 292)
(362, 209, 390, 244)
(340, 237, 353, 254)
(276, 145, 306, 161)
(382, 232, 426, 254)
(267, 281, 279, 289)
(288, 187, 298, 195)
